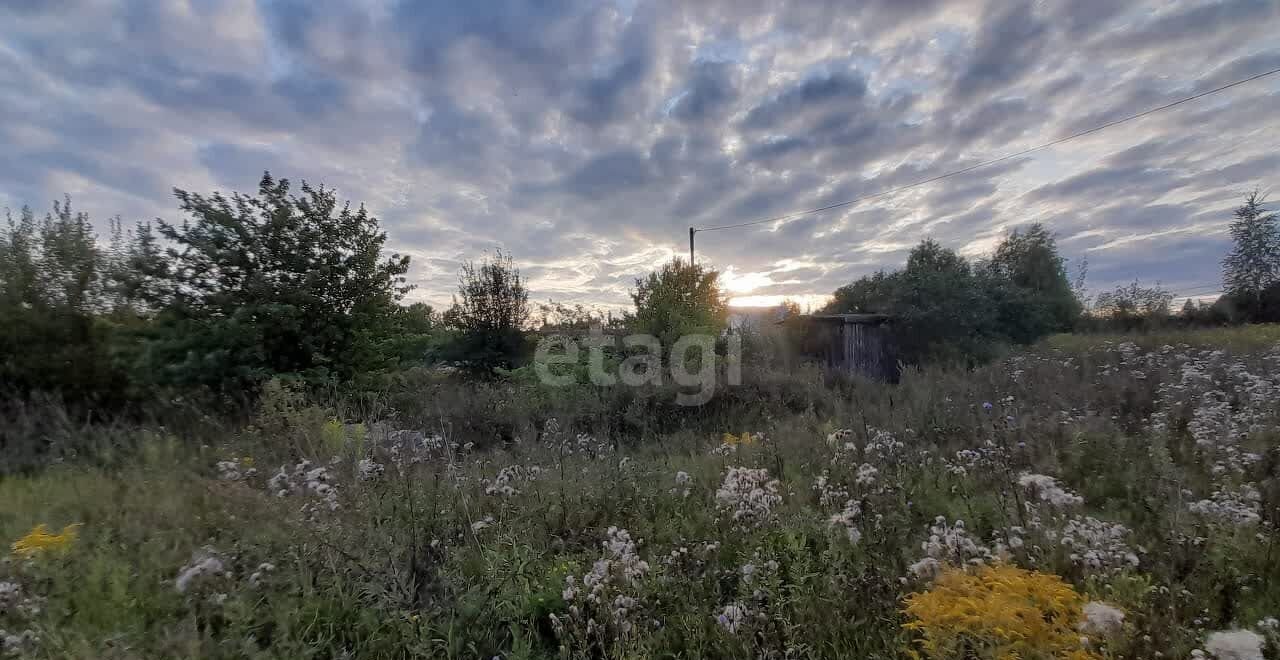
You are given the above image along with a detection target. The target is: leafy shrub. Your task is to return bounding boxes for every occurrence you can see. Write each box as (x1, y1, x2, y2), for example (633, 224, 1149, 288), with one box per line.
(825, 226, 1081, 366)
(128, 172, 412, 398)
(441, 250, 533, 375)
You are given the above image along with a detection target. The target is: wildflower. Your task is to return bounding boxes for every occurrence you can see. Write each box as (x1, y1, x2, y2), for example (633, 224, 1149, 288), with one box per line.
(673, 471, 692, 497)
(916, 517, 993, 568)
(1188, 487, 1262, 526)
(0, 582, 21, 614)
(908, 557, 942, 579)
(1079, 601, 1125, 636)
(558, 527, 652, 644)
(902, 564, 1099, 659)
(268, 461, 340, 512)
(1058, 515, 1139, 574)
(357, 458, 384, 481)
(1018, 473, 1084, 508)
(828, 500, 863, 544)
(0, 629, 38, 655)
(471, 516, 495, 533)
(864, 428, 904, 462)
(484, 465, 538, 497)
(715, 467, 782, 527)
(216, 459, 255, 481)
(722, 432, 756, 447)
(11, 523, 81, 558)
(249, 563, 276, 587)
(1203, 629, 1264, 660)
(716, 603, 748, 634)
(175, 550, 228, 593)
(826, 428, 853, 447)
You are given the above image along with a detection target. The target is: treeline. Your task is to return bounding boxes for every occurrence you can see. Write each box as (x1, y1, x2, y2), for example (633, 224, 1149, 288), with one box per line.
(821, 224, 1081, 365)
(820, 191, 1280, 363)
(3, 173, 1276, 415)
(0, 173, 736, 415)
(0, 174, 441, 413)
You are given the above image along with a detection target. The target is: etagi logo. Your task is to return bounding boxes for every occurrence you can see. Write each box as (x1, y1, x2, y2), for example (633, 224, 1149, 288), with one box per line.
(533, 327, 741, 406)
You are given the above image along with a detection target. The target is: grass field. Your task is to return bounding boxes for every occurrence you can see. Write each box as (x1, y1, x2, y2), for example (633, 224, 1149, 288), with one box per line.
(3, 326, 1280, 659)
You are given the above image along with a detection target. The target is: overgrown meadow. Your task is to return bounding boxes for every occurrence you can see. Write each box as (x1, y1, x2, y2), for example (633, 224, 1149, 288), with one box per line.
(4, 326, 1280, 659)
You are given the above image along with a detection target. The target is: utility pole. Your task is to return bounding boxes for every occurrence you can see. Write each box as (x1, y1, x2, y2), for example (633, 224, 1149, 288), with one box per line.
(689, 227, 696, 266)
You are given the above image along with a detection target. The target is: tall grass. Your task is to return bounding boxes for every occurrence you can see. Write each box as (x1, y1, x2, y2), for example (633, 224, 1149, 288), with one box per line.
(2, 326, 1280, 658)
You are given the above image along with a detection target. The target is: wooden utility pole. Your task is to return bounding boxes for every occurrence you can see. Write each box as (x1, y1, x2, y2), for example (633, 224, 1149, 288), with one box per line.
(689, 227, 696, 266)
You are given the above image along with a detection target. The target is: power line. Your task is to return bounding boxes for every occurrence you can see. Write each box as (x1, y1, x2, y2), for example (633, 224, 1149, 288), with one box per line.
(693, 65, 1280, 234)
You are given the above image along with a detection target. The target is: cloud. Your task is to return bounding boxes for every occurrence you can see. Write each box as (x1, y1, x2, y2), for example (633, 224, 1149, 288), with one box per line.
(0, 0, 1277, 309)
(669, 60, 740, 122)
(951, 1, 1047, 100)
(742, 70, 869, 131)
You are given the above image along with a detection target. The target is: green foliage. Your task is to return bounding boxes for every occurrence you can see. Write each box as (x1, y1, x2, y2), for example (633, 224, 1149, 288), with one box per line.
(627, 258, 728, 353)
(1090, 280, 1174, 331)
(442, 250, 533, 374)
(5, 329, 1280, 658)
(825, 229, 1080, 365)
(0, 199, 134, 405)
(983, 224, 1081, 341)
(1222, 191, 1279, 314)
(129, 172, 412, 397)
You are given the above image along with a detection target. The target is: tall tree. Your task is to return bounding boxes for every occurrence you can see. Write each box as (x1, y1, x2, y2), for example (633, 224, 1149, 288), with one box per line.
(132, 172, 411, 395)
(443, 250, 532, 373)
(1222, 191, 1279, 317)
(984, 224, 1081, 341)
(628, 258, 728, 352)
(893, 240, 999, 364)
(0, 199, 129, 402)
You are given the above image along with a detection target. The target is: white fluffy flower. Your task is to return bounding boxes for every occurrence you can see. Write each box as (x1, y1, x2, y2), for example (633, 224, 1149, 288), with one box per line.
(357, 458, 384, 481)
(175, 550, 228, 593)
(1203, 629, 1264, 660)
(716, 603, 747, 633)
(1018, 473, 1084, 507)
(715, 467, 782, 527)
(1079, 601, 1125, 636)
(471, 515, 494, 533)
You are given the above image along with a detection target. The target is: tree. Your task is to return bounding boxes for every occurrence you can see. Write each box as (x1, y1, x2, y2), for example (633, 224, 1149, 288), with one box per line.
(893, 240, 1000, 364)
(826, 270, 899, 315)
(0, 199, 131, 403)
(984, 224, 1081, 338)
(131, 172, 411, 396)
(628, 258, 728, 352)
(1222, 191, 1279, 320)
(1093, 280, 1173, 330)
(443, 250, 532, 373)
(824, 233, 1081, 366)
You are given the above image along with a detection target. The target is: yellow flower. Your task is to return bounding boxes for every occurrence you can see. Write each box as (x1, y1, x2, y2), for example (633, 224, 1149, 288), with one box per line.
(12, 523, 82, 558)
(902, 564, 1099, 660)
(721, 432, 756, 446)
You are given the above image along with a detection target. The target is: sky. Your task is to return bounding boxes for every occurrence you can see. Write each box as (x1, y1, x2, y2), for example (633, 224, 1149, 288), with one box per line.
(2, 0, 1278, 311)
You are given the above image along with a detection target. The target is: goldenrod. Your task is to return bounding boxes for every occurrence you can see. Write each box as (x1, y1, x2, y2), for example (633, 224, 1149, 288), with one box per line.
(902, 564, 1099, 660)
(11, 523, 82, 558)
(721, 432, 755, 446)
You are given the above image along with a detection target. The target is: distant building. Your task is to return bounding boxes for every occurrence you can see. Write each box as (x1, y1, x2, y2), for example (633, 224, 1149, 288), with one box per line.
(791, 313, 899, 382)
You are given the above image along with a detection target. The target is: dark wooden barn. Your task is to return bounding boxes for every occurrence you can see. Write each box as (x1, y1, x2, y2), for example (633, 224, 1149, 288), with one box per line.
(793, 314, 900, 382)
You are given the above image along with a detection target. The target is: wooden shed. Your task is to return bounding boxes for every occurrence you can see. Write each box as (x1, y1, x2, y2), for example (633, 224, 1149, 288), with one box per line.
(793, 313, 899, 383)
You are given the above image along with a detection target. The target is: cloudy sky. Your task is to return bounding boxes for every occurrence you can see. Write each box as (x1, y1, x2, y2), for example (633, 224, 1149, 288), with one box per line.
(2, 1, 1278, 310)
